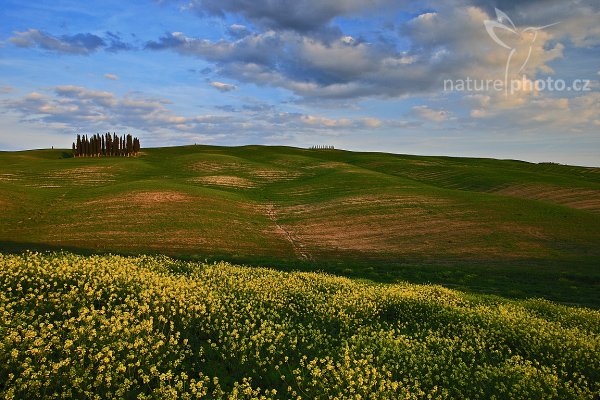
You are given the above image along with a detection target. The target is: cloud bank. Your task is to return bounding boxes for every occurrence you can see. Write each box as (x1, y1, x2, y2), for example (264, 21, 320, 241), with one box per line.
(8, 29, 133, 55)
(145, 1, 598, 102)
(2, 86, 402, 146)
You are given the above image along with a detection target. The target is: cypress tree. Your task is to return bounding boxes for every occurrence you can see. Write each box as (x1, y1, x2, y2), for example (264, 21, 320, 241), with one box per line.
(76, 134, 81, 157)
(71, 132, 140, 158)
(126, 134, 132, 156)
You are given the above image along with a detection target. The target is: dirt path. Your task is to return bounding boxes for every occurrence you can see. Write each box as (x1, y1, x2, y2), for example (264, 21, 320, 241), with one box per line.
(266, 204, 311, 261)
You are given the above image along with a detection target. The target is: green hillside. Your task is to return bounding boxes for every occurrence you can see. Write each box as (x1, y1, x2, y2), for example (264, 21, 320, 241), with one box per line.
(1, 145, 599, 306)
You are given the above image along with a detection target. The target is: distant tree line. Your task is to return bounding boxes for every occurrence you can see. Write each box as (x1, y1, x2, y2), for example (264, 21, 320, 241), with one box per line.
(72, 133, 140, 157)
(310, 145, 335, 150)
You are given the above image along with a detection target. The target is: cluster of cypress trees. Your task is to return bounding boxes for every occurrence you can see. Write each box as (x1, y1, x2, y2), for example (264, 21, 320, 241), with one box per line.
(310, 145, 335, 150)
(72, 133, 140, 157)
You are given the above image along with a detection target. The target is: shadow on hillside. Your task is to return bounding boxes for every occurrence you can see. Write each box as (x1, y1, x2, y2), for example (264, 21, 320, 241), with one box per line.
(1, 240, 598, 308)
(0, 241, 97, 256)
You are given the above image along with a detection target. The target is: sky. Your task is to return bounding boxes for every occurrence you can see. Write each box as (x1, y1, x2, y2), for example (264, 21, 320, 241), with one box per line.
(0, 0, 599, 166)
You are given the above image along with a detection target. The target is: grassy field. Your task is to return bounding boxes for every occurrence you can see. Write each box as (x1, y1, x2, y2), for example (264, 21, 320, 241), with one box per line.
(0, 145, 599, 306)
(1, 252, 598, 399)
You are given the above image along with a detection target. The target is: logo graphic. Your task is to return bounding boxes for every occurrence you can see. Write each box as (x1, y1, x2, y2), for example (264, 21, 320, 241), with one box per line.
(484, 8, 558, 94)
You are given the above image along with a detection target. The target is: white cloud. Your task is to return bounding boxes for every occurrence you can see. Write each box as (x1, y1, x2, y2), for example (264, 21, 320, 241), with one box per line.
(104, 73, 119, 80)
(463, 91, 600, 134)
(412, 105, 453, 122)
(209, 81, 238, 92)
(301, 115, 352, 128)
(362, 117, 382, 128)
(227, 24, 251, 38)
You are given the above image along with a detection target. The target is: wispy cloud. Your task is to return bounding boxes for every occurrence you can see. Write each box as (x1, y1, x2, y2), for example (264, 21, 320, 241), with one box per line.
(227, 24, 251, 38)
(209, 81, 238, 92)
(2, 86, 396, 146)
(465, 91, 600, 133)
(104, 73, 119, 80)
(8, 29, 133, 55)
(9, 29, 104, 55)
(104, 31, 135, 52)
(412, 105, 452, 122)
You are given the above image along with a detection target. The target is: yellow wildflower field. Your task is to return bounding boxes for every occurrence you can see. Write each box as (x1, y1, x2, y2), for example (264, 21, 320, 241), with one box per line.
(0, 252, 598, 399)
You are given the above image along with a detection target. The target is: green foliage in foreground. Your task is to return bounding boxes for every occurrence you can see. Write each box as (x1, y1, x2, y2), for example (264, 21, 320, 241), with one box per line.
(1, 253, 599, 399)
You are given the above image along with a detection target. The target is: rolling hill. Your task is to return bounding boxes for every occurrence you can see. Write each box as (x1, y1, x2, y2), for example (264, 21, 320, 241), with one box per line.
(1, 145, 599, 306)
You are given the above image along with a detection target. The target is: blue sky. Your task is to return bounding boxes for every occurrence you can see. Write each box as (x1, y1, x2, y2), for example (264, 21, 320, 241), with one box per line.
(1, 0, 599, 165)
